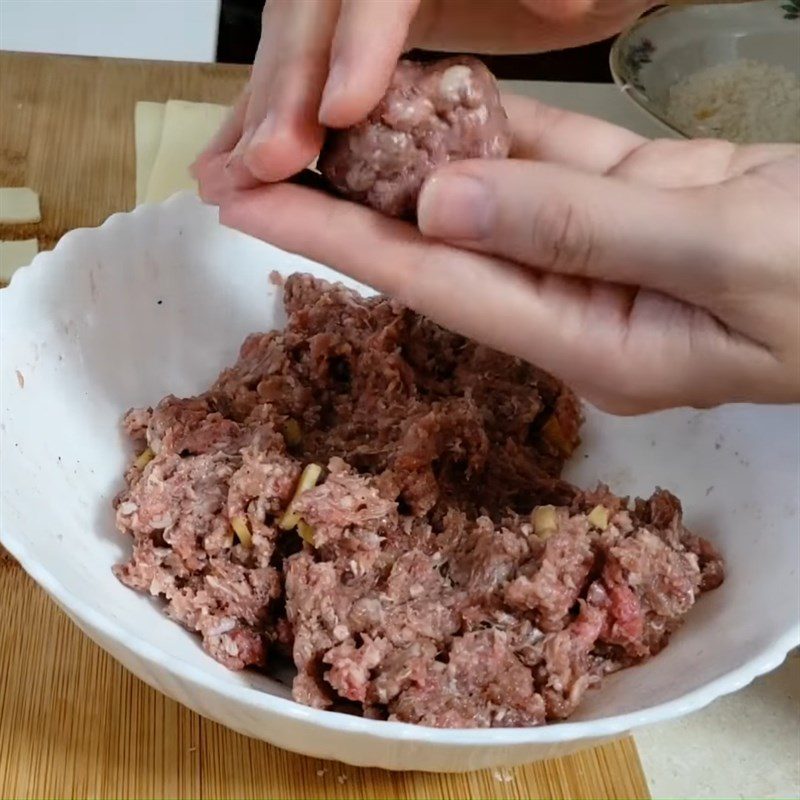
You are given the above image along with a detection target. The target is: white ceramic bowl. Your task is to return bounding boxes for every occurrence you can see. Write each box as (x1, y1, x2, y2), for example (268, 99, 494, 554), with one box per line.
(2, 193, 799, 771)
(610, 0, 800, 139)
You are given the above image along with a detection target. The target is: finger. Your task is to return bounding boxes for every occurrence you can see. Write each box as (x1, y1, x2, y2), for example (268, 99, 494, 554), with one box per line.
(237, 0, 340, 183)
(217, 184, 766, 414)
(609, 138, 800, 188)
(216, 184, 647, 395)
(503, 93, 647, 174)
(220, 29, 281, 190)
(506, 98, 798, 190)
(318, 0, 420, 127)
(221, 182, 430, 299)
(192, 90, 260, 204)
(217, 182, 616, 398)
(416, 158, 728, 301)
(726, 143, 799, 176)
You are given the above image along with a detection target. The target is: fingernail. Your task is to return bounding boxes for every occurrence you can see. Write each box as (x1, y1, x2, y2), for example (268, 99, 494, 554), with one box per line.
(417, 173, 494, 241)
(319, 61, 346, 122)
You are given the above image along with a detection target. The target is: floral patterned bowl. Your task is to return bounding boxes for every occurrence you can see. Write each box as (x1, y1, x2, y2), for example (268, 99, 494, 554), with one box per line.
(610, 0, 800, 139)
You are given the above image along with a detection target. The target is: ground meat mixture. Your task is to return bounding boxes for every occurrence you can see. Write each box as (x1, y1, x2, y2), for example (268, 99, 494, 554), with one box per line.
(114, 273, 724, 727)
(318, 57, 512, 218)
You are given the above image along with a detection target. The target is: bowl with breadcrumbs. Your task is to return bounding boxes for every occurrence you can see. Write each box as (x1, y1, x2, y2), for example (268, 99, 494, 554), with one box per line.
(1, 192, 798, 771)
(611, 0, 800, 143)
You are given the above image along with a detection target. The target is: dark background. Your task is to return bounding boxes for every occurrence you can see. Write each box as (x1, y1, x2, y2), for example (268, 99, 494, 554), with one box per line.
(217, 0, 616, 82)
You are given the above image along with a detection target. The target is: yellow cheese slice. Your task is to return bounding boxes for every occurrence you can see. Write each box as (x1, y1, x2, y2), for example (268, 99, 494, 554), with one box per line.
(134, 102, 166, 206)
(0, 188, 41, 223)
(143, 100, 229, 204)
(0, 239, 38, 283)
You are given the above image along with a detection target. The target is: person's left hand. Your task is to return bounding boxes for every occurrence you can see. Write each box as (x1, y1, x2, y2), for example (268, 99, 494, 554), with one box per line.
(197, 95, 800, 414)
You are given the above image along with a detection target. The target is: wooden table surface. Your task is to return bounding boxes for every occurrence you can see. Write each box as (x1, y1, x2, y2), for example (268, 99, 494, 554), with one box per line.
(0, 51, 650, 800)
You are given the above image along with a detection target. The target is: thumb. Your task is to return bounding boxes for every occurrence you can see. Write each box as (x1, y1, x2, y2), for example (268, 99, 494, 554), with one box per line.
(417, 158, 728, 303)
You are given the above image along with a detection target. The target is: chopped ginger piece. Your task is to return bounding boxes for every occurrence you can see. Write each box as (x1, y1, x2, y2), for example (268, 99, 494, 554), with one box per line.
(587, 505, 610, 530)
(231, 515, 253, 548)
(278, 463, 323, 530)
(533, 505, 557, 538)
(297, 520, 315, 545)
(284, 418, 302, 447)
(134, 447, 155, 470)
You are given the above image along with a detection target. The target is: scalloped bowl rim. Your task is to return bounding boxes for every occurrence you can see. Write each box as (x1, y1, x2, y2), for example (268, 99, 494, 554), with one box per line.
(1, 191, 798, 750)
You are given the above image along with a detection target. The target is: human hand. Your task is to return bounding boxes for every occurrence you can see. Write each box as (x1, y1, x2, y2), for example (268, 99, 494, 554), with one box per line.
(210, 96, 800, 414)
(192, 0, 655, 195)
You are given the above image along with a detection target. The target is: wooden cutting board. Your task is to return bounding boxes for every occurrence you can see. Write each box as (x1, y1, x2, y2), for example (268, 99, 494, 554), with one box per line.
(0, 52, 650, 800)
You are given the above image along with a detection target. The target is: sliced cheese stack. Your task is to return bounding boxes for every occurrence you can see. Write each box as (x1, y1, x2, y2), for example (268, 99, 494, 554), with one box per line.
(0, 187, 41, 284)
(134, 98, 320, 207)
(135, 99, 229, 205)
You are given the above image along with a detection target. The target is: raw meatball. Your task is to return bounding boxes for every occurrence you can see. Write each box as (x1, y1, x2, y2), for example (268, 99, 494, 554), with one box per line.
(318, 57, 512, 219)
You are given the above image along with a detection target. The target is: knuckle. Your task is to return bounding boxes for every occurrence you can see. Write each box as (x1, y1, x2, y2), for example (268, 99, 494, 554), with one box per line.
(529, 195, 596, 276)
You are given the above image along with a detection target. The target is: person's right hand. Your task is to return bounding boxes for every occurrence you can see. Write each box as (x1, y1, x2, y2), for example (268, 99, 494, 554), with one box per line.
(193, 0, 656, 198)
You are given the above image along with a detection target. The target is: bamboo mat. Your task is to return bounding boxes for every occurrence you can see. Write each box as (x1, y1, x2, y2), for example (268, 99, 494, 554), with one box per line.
(0, 52, 650, 799)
